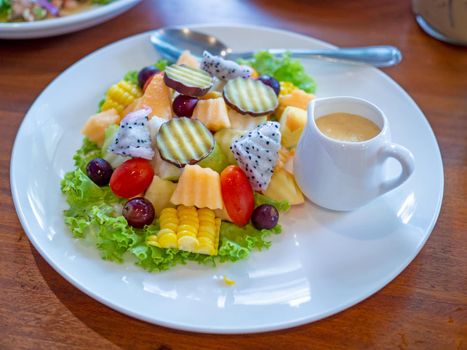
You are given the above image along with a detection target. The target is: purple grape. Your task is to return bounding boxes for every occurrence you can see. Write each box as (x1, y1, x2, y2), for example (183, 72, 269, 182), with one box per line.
(257, 75, 280, 96)
(251, 204, 279, 230)
(172, 95, 199, 117)
(122, 197, 155, 228)
(86, 158, 113, 186)
(138, 66, 159, 89)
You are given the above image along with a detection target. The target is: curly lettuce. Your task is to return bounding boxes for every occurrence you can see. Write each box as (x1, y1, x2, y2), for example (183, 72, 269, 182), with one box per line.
(0, 0, 11, 21)
(61, 139, 284, 271)
(238, 51, 317, 93)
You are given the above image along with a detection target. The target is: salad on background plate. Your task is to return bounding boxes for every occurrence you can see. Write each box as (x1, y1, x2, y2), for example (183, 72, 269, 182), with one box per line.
(1, 0, 115, 22)
(61, 49, 317, 273)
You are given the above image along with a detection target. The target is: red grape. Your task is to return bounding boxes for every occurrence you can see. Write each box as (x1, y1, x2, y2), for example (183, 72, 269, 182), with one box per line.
(86, 158, 113, 186)
(122, 197, 155, 228)
(251, 204, 279, 229)
(138, 66, 159, 89)
(257, 75, 280, 96)
(172, 95, 199, 117)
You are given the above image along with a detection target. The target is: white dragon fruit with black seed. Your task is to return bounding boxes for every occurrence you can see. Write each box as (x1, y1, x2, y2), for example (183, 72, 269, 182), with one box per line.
(108, 107, 154, 160)
(230, 121, 281, 191)
(201, 51, 253, 81)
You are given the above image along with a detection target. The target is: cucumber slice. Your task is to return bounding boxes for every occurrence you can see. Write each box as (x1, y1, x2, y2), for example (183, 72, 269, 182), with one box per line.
(164, 64, 213, 97)
(156, 117, 215, 168)
(223, 77, 278, 116)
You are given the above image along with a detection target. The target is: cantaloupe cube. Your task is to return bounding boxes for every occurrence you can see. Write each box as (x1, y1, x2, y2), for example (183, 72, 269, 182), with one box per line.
(280, 106, 307, 148)
(264, 168, 304, 205)
(227, 108, 267, 130)
(192, 97, 231, 131)
(170, 165, 223, 210)
(144, 175, 177, 217)
(81, 109, 119, 146)
(276, 89, 314, 120)
(176, 50, 200, 69)
(140, 73, 172, 120)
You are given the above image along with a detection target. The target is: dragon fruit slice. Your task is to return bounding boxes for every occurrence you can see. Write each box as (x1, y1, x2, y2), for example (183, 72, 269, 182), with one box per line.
(108, 107, 154, 160)
(230, 121, 281, 191)
(201, 51, 253, 81)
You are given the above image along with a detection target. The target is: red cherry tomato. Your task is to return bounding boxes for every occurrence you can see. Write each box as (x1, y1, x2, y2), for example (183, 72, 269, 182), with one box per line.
(220, 165, 255, 227)
(110, 158, 154, 198)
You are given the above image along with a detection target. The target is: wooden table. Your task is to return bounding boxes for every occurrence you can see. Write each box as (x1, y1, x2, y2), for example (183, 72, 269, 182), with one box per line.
(1, 0, 466, 349)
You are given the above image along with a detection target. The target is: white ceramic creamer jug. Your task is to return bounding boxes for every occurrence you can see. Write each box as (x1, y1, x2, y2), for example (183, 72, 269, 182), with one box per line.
(294, 96, 415, 211)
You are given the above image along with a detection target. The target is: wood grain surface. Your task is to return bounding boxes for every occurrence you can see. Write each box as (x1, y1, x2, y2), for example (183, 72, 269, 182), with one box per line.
(1, 0, 466, 349)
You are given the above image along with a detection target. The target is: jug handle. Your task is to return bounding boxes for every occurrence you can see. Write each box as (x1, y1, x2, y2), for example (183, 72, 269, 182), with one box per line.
(378, 143, 415, 194)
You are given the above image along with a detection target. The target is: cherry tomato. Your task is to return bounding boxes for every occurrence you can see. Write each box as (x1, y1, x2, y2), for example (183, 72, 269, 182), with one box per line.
(110, 158, 154, 198)
(220, 165, 255, 226)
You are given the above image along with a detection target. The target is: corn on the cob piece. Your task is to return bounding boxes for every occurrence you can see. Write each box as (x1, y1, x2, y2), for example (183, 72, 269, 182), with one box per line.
(101, 80, 142, 116)
(170, 165, 223, 210)
(147, 206, 221, 255)
(192, 97, 231, 131)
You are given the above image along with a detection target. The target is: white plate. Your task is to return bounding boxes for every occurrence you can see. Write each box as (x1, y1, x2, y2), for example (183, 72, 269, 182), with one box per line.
(0, 0, 140, 39)
(10, 25, 443, 333)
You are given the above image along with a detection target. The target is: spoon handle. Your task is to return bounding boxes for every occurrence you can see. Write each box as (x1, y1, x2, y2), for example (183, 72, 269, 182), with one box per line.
(229, 46, 402, 67)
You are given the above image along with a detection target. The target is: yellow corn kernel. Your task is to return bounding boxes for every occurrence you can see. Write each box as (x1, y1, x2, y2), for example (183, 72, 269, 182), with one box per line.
(146, 235, 160, 247)
(223, 275, 236, 286)
(178, 236, 199, 252)
(177, 230, 197, 239)
(101, 80, 142, 116)
(279, 81, 298, 96)
(158, 231, 178, 248)
(177, 224, 198, 235)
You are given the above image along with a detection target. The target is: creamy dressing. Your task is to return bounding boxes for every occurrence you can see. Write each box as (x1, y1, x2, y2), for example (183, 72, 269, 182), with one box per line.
(316, 112, 380, 142)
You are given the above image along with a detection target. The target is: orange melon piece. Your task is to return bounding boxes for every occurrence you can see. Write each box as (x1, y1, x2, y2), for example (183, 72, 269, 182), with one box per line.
(170, 165, 223, 210)
(192, 97, 231, 131)
(140, 73, 172, 120)
(276, 89, 314, 120)
(81, 109, 119, 146)
(176, 50, 200, 69)
(121, 97, 142, 119)
(199, 91, 222, 100)
(228, 108, 267, 130)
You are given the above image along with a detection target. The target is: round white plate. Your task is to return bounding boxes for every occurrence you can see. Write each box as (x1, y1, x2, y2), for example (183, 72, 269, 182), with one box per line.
(11, 25, 443, 333)
(0, 0, 140, 39)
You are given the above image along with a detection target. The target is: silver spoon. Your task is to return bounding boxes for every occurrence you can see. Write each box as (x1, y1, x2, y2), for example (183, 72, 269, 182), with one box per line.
(150, 28, 402, 67)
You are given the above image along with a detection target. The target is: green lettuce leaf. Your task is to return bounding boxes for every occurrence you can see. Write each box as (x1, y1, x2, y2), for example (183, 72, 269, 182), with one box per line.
(0, 0, 11, 21)
(238, 51, 317, 93)
(154, 59, 169, 71)
(123, 70, 138, 85)
(254, 192, 290, 212)
(72, 137, 102, 172)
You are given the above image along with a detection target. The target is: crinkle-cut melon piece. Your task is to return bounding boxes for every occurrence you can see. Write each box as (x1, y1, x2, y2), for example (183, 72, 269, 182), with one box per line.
(227, 108, 268, 131)
(140, 73, 172, 120)
(192, 97, 231, 131)
(144, 175, 177, 217)
(275, 89, 315, 120)
(170, 164, 223, 210)
(176, 50, 200, 69)
(81, 109, 120, 146)
(264, 168, 304, 205)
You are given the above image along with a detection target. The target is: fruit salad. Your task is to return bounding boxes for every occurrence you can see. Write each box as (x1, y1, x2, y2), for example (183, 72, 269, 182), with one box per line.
(61, 50, 316, 272)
